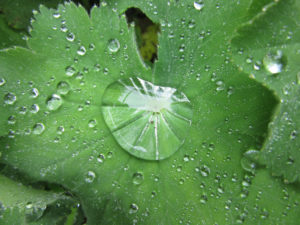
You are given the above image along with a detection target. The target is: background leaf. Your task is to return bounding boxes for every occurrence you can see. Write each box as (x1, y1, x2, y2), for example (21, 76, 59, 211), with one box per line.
(0, 0, 299, 224)
(231, 0, 300, 183)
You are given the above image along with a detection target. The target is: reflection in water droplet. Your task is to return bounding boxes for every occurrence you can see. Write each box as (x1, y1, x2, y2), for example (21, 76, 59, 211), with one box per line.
(132, 172, 144, 185)
(57, 81, 70, 95)
(193, 1, 204, 11)
(4, 93, 16, 105)
(47, 94, 62, 111)
(33, 123, 45, 135)
(108, 39, 120, 52)
(102, 77, 193, 161)
(263, 50, 285, 74)
(85, 171, 96, 183)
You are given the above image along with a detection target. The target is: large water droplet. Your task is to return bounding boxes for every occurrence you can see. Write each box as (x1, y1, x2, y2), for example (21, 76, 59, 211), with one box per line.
(4, 93, 16, 105)
(102, 77, 193, 161)
(108, 39, 120, 53)
(46, 94, 62, 111)
(33, 123, 45, 135)
(263, 50, 285, 74)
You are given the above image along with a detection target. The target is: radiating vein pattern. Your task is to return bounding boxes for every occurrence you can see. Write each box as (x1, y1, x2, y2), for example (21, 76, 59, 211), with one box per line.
(102, 77, 193, 160)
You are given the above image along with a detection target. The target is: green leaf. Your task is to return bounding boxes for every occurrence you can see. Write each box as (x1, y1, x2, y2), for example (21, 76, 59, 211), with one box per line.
(0, 15, 26, 49)
(231, 0, 300, 183)
(0, 1, 299, 224)
(0, 174, 73, 224)
(0, 0, 63, 30)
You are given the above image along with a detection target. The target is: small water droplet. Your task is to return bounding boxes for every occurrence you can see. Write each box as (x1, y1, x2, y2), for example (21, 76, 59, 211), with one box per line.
(183, 155, 189, 162)
(290, 130, 297, 140)
(263, 50, 285, 74)
(108, 39, 120, 53)
(88, 119, 97, 128)
(85, 171, 96, 183)
(66, 32, 75, 42)
(253, 61, 262, 71)
(30, 104, 39, 113)
(97, 154, 105, 163)
(8, 115, 16, 124)
(46, 94, 62, 111)
(103, 68, 109, 75)
(132, 172, 144, 185)
(200, 165, 210, 177)
(60, 24, 68, 32)
(129, 203, 139, 214)
(200, 194, 207, 204)
(0, 78, 6, 86)
(57, 81, 70, 95)
(33, 123, 45, 135)
(216, 80, 225, 92)
(65, 66, 76, 76)
(89, 43, 95, 50)
(30, 88, 39, 98)
(94, 64, 101, 72)
(77, 46, 86, 56)
(57, 126, 65, 135)
(26, 202, 33, 209)
(4, 93, 16, 105)
(193, 1, 204, 11)
(53, 12, 61, 18)
(188, 20, 196, 29)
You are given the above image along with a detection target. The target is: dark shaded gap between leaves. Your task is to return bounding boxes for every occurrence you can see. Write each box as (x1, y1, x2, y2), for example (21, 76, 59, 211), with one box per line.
(125, 7, 160, 65)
